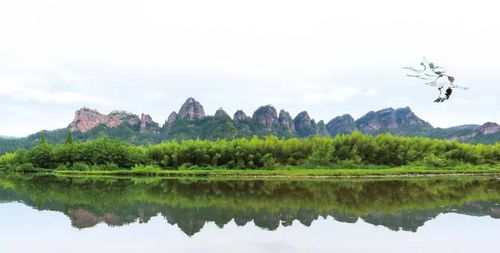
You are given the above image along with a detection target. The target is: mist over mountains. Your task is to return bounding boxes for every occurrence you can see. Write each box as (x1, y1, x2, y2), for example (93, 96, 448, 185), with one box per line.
(0, 97, 498, 154)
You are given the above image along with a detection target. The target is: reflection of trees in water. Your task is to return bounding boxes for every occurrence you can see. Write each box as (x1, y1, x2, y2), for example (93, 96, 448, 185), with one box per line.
(65, 201, 500, 236)
(363, 202, 500, 232)
(0, 175, 499, 236)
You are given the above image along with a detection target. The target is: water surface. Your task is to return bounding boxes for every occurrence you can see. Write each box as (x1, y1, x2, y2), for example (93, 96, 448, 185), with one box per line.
(0, 174, 499, 252)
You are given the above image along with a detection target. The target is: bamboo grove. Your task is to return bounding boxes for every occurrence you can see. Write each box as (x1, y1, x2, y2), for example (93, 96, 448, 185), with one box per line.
(0, 131, 498, 171)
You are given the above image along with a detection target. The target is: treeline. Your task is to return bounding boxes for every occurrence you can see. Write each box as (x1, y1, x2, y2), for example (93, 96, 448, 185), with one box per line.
(0, 132, 499, 171)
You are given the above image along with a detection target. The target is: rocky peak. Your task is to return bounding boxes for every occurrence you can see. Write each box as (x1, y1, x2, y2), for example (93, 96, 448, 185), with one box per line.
(214, 108, 231, 120)
(164, 111, 178, 128)
(178, 97, 206, 121)
(139, 114, 160, 133)
(356, 107, 431, 134)
(252, 105, 278, 129)
(316, 120, 329, 136)
(278, 110, 295, 132)
(68, 108, 140, 133)
(395, 107, 431, 127)
(294, 111, 317, 137)
(233, 110, 250, 123)
(326, 114, 358, 136)
(479, 122, 500, 135)
(447, 124, 481, 131)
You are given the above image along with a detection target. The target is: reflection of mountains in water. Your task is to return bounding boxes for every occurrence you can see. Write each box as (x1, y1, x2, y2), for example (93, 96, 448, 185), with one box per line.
(0, 175, 499, 236)
(68, 202, 500, 235)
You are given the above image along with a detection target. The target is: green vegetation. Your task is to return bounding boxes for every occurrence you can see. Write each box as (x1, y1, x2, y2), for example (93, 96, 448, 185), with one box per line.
(0, 131, 498, 176)
(51, 165, 500, 178)
(0, 174, 499, 234)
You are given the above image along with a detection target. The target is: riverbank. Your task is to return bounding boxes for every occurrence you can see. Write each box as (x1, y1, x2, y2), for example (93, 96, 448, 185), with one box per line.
(46, 165, 500, 179)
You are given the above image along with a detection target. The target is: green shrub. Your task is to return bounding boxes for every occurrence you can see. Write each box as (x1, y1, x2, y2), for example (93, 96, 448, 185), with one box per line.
(15, 163, 36, 172)
(71, 162, 91, 171)
(414, 154, 458, 168)
(132, 165, 161, 171)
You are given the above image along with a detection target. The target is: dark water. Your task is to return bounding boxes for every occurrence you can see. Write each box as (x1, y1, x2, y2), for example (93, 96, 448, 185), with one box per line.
(0, 174, 499, 252)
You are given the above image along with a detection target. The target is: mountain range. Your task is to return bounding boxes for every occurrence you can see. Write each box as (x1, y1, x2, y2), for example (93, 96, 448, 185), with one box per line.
(0, 97, 498, 154)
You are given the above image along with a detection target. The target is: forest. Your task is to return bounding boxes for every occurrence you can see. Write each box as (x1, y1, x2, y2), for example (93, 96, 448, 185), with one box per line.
(0, 131, 498, 172)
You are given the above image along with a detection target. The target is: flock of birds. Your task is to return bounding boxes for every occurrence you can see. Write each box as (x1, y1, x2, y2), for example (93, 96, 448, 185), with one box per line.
(404, 57, 468, 102)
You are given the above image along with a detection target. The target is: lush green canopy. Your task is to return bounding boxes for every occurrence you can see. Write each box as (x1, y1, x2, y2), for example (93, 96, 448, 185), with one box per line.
(0, 132, 498, 171)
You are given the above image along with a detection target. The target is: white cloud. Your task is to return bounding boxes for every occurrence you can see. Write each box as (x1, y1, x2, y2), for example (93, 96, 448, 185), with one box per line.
(141, 91, 165, 101)
(365, 88, 377, 98)
(0, 0, 499, 136)
(10, 90, 112, 105)
(303, 86, 362, 104)
(0, 80, 22, 95)
(453, 98, 471, 105)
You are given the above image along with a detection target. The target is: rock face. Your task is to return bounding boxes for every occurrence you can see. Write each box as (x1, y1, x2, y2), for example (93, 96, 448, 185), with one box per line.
(68, 108, 140, 133)
(326, 114, 358, 136)
(278, 110, 295, 133)
(68, 208, 98, 228)
(430, 122, 500, 143)
(356, 107, 432, 135)
(233, 110, 252, 136)
(164, 111, 178, 128)
(4, 97, 500, 155)
(139, 114, 160, 133)
(479, 122, 500, 135)
(294, 111, 317, 137)
(252, 105, 278, 129)
(214, 108, 231, 120)
(233, 110, 250, 123)
(57, 98, 500, 145)
(316, 120, 329, 136)
(178, 97, 206, 121)
(68, 208, 125, 229)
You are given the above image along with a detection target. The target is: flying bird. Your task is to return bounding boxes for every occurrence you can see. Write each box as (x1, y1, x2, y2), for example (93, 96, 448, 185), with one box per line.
(404, 57, 468, 102)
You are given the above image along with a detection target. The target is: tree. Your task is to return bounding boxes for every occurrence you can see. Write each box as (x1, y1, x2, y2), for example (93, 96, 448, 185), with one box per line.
(65, 131, 74, 145)
(28, 134, 54, 168)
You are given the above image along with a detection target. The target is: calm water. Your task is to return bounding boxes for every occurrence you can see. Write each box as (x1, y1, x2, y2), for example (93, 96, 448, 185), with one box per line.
(0, 174, 499, 253)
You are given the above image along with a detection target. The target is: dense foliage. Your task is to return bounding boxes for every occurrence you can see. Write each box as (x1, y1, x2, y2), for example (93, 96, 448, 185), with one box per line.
(1, 175, 499, 234)
(0, 131, 498, 171)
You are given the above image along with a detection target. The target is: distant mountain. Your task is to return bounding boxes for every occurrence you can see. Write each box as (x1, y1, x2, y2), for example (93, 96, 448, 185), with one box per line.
(429, 122, 500, 143)
(0, 135, 19, 139)
(355, 107, 433, 136)
(0, 97, 498, 154)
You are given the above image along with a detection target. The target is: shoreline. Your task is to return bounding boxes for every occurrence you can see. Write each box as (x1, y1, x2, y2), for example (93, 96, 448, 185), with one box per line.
(53, 172, 499, 179)
(45, 167, 500, 179)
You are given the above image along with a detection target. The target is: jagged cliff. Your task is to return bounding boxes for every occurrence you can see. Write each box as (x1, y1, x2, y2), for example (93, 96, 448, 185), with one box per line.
(64, 98, 499, 142)
(355, 107, 433, 135)
(68, 108, 141, 133)
(326, 114, 358, 136)
(139, 114, 160, 133)
(1, 97, 498, 154)
(178, 97, 206, 121)
(252, 105, 279, 134)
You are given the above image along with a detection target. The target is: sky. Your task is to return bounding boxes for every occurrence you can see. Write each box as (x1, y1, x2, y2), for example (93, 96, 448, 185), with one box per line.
(2, 202, 500, 253)
(0, 0, 499, 137)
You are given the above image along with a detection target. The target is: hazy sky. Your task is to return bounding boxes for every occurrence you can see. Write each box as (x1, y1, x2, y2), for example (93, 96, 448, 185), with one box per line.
(0, 0, 499, 136)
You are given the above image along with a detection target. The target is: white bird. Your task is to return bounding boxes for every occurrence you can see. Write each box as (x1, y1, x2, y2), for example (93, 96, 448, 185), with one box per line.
(404, 57, 468, 102)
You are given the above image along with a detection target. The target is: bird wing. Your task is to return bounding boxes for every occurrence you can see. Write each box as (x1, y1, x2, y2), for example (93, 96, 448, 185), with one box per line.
(450, 84, 469, 90)
(425, 80, 447, 87)
(403, 66, 426, 73)
(433, 88, 446, 102)
(432, 66, 447, 73)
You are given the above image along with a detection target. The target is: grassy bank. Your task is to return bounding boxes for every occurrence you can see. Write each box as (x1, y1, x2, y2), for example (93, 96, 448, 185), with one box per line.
(48, 164, 500, 178)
